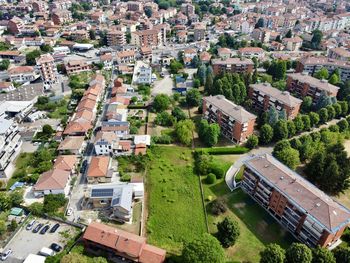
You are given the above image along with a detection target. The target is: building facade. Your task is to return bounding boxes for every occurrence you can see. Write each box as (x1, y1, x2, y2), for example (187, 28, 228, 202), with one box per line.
(36, 54, 58, 86)
(202, 95, 256, 143)
(249, 83, 302, 119)
(241, 154, 350, 248)
(212, 58, 254, 75)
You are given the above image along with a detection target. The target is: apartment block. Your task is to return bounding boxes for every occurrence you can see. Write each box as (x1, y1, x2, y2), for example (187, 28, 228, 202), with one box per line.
(64, 59, 91, 76)
(52, 10, 72, 25)
(286, 73, 339, 104)
(296, 56, 350, 82)
(249, 83, 302, 119)
(241, 154, 350, 248)
(211, 58, 254, 75)
(130, 27, 166, 47)
(107, 30, 126, 46)
(328, 47, 350, 61)
(0, 118, 22, 178)
(36, 54, 58, 85)
(202, 95, 256, 143)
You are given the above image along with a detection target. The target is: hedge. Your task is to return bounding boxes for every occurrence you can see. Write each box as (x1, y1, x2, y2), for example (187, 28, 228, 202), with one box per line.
(196, 146, 249, 155)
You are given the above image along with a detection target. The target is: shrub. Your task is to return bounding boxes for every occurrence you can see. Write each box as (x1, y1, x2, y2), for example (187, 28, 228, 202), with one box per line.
(211, 199, 227, 215)
(205, 173, 216, 184)
(120, 173, 131, 182)
(198, 146, 249, 155)
(210, 164, 225, 179)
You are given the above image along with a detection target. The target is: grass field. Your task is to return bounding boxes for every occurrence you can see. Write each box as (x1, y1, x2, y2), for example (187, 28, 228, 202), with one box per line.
(203, 180, 295, 262)
(146, 146, 207, 254)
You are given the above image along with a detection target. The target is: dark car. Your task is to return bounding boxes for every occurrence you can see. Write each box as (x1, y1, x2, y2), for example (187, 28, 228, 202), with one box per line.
(50, 243, 62, 252)
(80, 160, 88, 173)
(32, 223, 43, 233)
(40, 225, 50, 234)
(50, 223, 60, 233)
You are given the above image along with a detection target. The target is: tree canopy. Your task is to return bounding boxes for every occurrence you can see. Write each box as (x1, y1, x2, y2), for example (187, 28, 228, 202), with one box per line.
(216, 217, 240, 248)
(260, 243, 286, 263)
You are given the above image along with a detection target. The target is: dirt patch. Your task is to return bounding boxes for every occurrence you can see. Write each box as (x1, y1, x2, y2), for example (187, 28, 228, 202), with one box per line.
(344, 140, 350, 157)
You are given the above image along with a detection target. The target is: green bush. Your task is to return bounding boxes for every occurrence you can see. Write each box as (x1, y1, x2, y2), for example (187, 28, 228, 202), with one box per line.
(210, 164, 225, 179)
(205, 173, 216, 184)
(197, 146, 249, 155)
(120, 173, 131, 182)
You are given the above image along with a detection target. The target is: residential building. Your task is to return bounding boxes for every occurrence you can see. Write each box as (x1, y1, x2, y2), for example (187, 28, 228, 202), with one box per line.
(286, 73, 339, 104)
(52, 10, 72, 25)
(217, 48, 232, 60)
(58, 136, 86, 155)
(82, 222, 166, 263)
(282, 36, 303, 51)
(241, 154, 350, 248)
(328, 47, 350, 61)
(133, 65, 153, 84)
(192, 23, 206, 41)
(95, 131, 128, 156)
(107, 30, 126, 46)
(53, 155, 78, 174)
(0, 118, 22, 178)
(249, 83, 302, 119)
(116, 50, 135, 64)
(238, 47, 265, 59)
(296, 56, 350, 82)
(7, 17, 24, 35)
(33, 169, 71, 197)
(64, 59, 91, 76)
(130, 28, 165, 48)
(0, 82, 15, 92)
(202, 95, 256, 143)
(212, 58, 254, 75)
(8, 66, 40, 84)
(127, 1, 143, 12)
(86, 156, 112, 184)
(36, 54, 58, 86)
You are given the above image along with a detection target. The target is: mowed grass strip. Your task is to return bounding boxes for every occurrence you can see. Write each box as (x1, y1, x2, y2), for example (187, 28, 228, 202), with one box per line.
(146, 146, 207, 254)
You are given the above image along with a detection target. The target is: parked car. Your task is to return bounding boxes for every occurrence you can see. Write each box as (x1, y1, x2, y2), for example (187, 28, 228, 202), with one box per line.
(66, 208, 73, 216)
(50, 223, 60, 233)
(40, 225, 50, 234)
(26, 220, 36, 230)
(39, 247, 55, 257)
(50, 243, 62, 252)
(0, 249, 12, 261)
(33, 223, 43, 233)
(80, 160, 88, 173)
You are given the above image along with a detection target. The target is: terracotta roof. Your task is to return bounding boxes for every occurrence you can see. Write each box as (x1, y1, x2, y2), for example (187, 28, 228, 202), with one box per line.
(8, 66, 34, 75)
(34, 169, 70, 191)
(53, 155, 78, 171)
(87, 156, 110, 178)
(238, 47, 264, 53)
(94, 131, 118, 144)
(287, 73, 339, 94)
(245, 154, 350, 233)
(82, 222, 165, 263)
(77, 98, 96, 112)
(58, 136, 85, 151)
(63, 119, 92, 135)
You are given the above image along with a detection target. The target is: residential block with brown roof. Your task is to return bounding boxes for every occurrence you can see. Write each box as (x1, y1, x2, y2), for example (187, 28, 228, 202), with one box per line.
(242, 154, 350, 248)
(211, 57, 254, 75)
(33, 169, 71, 197)
(86, 156, 112, 183)
(82, 222, 166, 263)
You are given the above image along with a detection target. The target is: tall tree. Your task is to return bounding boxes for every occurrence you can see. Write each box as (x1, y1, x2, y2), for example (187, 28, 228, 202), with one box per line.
(260, 124, 274, 144)
(268, 105, 279, 125)
(182, 234, 225, 263)
(314, 68, 329, 80)
(312, 246, 336, 263)
(311, 29, 323, 49)
(260, 243, 286, 263)
(216, 217, 240, 248)
(175, 120, 194, 146)
(274, 120, 289, 140)
(197, 65, 207, 86)
(285, 243, 312, 263)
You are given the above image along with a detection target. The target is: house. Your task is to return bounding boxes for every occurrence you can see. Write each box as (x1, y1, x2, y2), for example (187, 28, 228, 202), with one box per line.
(238, 47, 265, 59)
(133, 65, 153, 84)
(202, 95, 256, 143)
(64, 59, 92, 76)
(33, 169, 71, 197)
(328, 47, 350, 61)
(249, 83, 302, 119)
(242, 154, 350, 248)
(282, 36, 303, 51)
(217, 48, 232, 59)
(86, 156, 112, 184)
(53, 155, 78, 174)
(8, 66, 40, 84)
(58, 136, 86, 155)
(116, 50, 135, 64)
(82, 222, 166, 263)
(0, 82, 15, 92)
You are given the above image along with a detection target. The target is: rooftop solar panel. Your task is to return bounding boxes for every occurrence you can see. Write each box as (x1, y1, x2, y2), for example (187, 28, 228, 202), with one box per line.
(91, 188, 114, 198)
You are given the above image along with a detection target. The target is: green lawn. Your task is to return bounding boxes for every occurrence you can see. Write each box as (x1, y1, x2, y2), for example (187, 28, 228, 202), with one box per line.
(146, 146, 207, 254)
(203, 180, 295, 262)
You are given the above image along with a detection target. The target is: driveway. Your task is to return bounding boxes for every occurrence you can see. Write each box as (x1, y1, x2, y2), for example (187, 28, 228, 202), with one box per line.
(4, 218, 78, 261)
(152, 70, 174, 96)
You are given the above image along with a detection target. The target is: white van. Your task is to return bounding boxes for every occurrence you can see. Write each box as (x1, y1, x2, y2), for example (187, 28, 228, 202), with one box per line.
(39, 247, 55, 257)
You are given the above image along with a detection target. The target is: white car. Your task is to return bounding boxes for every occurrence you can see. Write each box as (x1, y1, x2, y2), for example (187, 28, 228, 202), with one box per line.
(66, 208, 73, 216)
(1, 249, 12, 261)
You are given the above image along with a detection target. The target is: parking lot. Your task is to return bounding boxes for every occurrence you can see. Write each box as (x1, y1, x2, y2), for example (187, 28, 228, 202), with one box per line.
(4, 218, 79, 261)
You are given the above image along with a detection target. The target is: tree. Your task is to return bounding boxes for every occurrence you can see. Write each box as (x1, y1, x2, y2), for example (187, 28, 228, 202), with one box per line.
(315, 91, 332, 110)
(287, 120, 296, 137)
(285, 243, 312, 263)
(175, 120, 194, 146)
(42, 124, 54, 136)
(61, 253, 89, 263)
(43, 194, 66, 214)
(186, 89, 202, 107)
(8, 219, 18, 231)
(155, 112, 174, 126)
(267, 60, 287, 80)
(274, 120, 289, 140)
(326, 105, 336, 120)
(329, 73, 340, 85)
(205, 173, 216, 184)
(40, 44, 53, 53)
(293, 115, 304, 133)
(0, 192, 10, 211)
(144, 6, 152, 17)
(217, 217, 240, 248)
(339, 101, 348, 116)
(309, 112, 320, 127)
(268, 105, 279, 125)
(0, 220, 6, 236)
(333, 247, 350, 263)
(319, 108, 328, 124)
(314, 67, 329, 80)
(172, 107, 187, 121)
(333, 102, 342, 117)
(338, 119, 349, 132)
(260, 124, 274, 144)
(311, 29, 323, 49)
(260, 243, 286, 263)
(255, 17, 265, 28)
(211, 199, 227, 215)
(89, 29, 96, 40)
(302, 96, 313, 112)
(274, 147, 300, 169)
(28, 202, 43, 216)
(204, 72, 214, 94)
(198, 120, 220, 147)
(153, 94, 171, 112)
(169, 59, 183, 74)
(9, 190, 23, 207)
(0, 59, 10, 70)
(191, 55, 199, 68)
(312, 246, 335, 263)
(302, 115, 311, 131)
(246, 135, 259, 149)
(26, 49, 41, 65)
(285, 29, 292, 38)
(182, 234, 225, 263)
